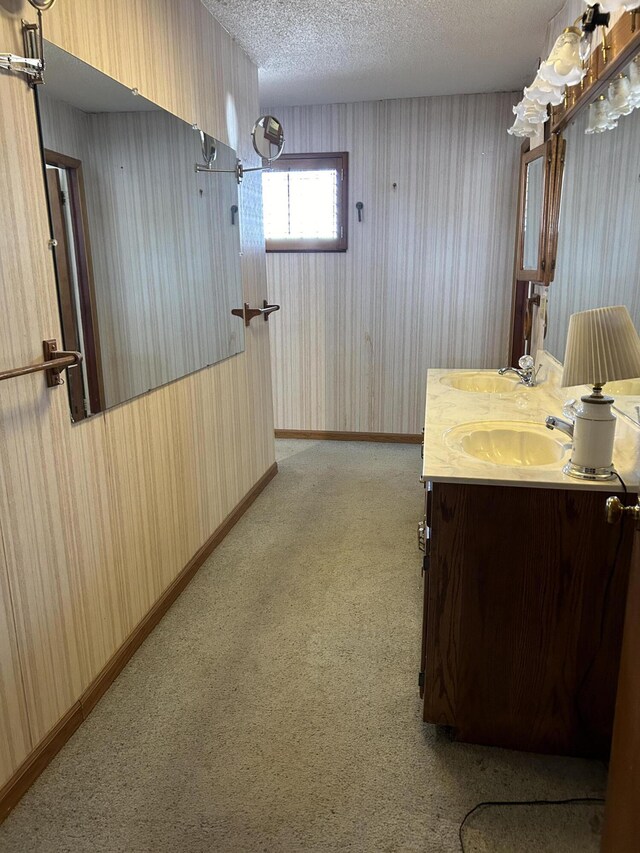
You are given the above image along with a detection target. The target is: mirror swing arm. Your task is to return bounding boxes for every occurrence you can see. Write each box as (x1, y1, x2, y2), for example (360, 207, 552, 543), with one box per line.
(194, 115, 285, 184)
(0, 0, 57, 85)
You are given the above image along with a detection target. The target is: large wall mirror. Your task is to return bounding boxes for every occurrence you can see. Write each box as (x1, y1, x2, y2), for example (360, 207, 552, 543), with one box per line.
(36, 42, 244, 421)
(546, 59, 640, 423)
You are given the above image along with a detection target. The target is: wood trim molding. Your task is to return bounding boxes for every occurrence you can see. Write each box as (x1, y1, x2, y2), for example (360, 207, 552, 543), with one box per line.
(0, 461, 278, 824)
(0, 703, 83, 823)
(275, 429, 422, 444)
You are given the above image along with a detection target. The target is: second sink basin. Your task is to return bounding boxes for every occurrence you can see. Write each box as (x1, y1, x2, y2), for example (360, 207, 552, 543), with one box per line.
(440, 372, 520, 393)
(445, 421, 568, 467)
(605, 378, 640, 395)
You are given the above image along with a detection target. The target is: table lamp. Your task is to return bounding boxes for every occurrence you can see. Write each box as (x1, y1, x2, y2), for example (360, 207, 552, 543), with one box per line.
(559, 305, 640, 480)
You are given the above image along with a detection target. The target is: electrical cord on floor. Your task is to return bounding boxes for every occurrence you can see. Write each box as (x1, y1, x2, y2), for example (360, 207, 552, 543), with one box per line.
(574, 471, 629, 732)
(458, 797, 605, 852)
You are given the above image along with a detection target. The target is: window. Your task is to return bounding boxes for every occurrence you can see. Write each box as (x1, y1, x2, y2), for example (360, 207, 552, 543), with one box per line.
(262, 152, 348, 252)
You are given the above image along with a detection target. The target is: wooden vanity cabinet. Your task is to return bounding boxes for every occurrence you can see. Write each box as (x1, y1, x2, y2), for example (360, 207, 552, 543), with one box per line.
(420, 480, 635, 758)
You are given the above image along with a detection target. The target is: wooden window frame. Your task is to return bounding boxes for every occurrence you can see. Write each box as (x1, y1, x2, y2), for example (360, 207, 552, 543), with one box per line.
(264, 152, 348, 253)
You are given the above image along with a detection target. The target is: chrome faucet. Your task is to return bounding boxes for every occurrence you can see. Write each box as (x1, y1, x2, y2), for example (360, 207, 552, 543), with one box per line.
(498, 355, 537, 387)
(545, 415, 574, 438)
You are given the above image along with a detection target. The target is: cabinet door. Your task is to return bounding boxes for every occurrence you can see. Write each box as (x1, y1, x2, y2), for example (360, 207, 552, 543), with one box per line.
(419, 557, 429, 699)
(423, 482, 632, 750)
(418, 482, 432, 699)
(602, 519, 640, 851)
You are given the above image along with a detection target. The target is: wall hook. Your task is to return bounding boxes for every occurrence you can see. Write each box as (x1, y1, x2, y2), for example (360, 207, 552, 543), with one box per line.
(231, 301, 280, 327)
(356, 201, 364, 222)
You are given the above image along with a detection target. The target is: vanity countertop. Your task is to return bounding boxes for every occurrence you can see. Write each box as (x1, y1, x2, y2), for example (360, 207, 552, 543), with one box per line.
(422, 352, 640, 491)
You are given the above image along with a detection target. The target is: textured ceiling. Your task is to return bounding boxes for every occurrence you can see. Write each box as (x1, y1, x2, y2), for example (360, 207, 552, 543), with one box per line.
(202, 0, 563, 107)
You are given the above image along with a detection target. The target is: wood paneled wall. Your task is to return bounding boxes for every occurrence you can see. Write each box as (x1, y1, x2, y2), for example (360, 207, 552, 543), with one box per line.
(264, 94, 520, 435)
(0, 0, 274, 792)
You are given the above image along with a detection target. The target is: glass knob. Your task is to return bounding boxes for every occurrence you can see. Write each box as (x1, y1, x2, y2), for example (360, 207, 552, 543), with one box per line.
(518, 355, 535, 371)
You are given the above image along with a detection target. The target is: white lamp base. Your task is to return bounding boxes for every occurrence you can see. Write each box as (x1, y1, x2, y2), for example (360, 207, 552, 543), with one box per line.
(562, 459, 616, 481)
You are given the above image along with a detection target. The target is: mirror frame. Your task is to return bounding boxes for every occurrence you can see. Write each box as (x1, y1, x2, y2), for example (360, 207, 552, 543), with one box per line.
(515, 140, 552, 282)
(509, 137, 562, 362)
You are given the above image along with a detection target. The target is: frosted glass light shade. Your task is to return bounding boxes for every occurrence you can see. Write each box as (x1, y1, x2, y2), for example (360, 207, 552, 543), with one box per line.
(562, 306, 640, 387)
(628, 57, 640, 106)
(507, 116, 540, 137)
(539, 28, 586, 88)
(608, 75, 633, 118)
(586, 96, 618, 133)
(513, 98, 549, 124)
(525, 74, 565, 106)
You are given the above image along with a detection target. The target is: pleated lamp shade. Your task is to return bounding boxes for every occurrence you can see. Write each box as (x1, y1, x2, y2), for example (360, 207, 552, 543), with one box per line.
(562, 306, 640, 387)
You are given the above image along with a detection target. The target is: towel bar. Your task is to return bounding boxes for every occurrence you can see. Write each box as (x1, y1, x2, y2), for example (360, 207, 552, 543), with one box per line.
(0, 339, 82, 387)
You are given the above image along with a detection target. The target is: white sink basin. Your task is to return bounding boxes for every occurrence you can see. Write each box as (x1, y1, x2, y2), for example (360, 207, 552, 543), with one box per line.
(606, 378, 640, 396)
(440, 372, 520, 393)
(445, 421, 568, 467)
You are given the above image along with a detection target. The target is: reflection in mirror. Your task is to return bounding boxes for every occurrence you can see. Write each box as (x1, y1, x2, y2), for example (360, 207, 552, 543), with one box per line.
(522, 156, 544, 270)
(251, 115, 284, 162)
(199, 131, 217, 168)
(37, 42, 244, 420)
(546, 87, 640, 422)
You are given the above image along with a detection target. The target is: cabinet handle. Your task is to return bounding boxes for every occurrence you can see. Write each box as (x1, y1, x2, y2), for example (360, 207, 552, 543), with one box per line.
(418, 519, 426, 553)
(422, 553, 430, 575)
(605, 496, 640, 529)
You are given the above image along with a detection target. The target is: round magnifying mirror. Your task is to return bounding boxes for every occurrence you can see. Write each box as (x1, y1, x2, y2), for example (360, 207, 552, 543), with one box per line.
(28, 0, 57, 10)
(251, 115, 285, 163)
(199, 130, 217, 169)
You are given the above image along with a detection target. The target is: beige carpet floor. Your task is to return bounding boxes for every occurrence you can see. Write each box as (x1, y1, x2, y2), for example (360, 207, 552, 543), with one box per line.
(0, 440, 606, 852)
